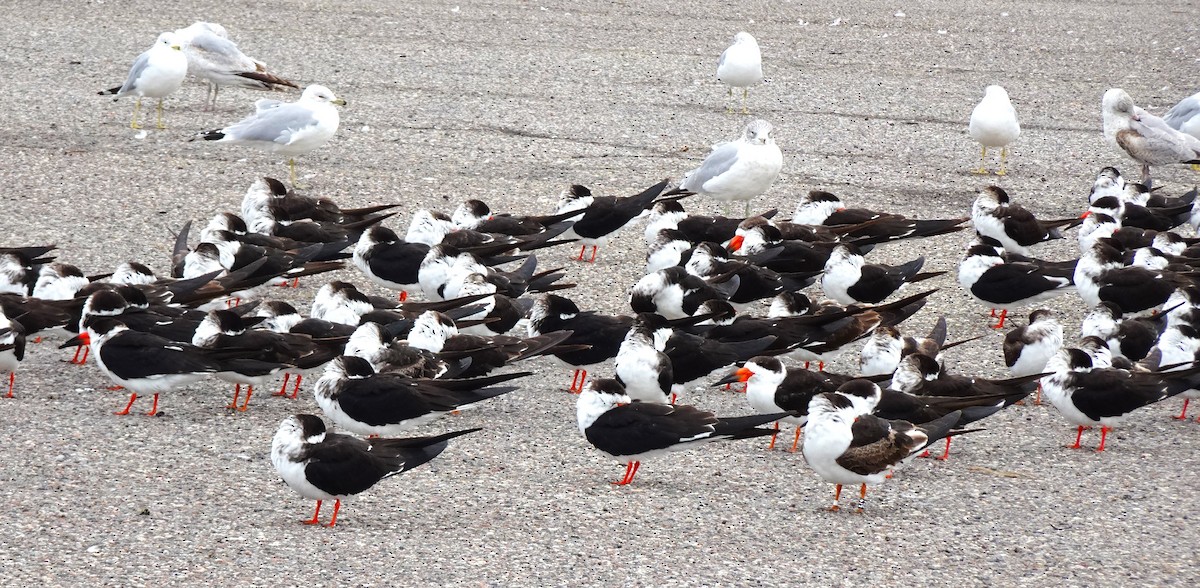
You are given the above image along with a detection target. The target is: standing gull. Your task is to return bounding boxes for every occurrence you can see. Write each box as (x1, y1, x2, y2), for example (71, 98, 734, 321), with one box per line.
(968, 85, 1020, 175)
(98, 32, 188, 129)
(192, 84, 346, 186)
(174, 21, 297, 110)
(680, 119, 782, 215)
(716, 32, 763, 114)
(1101, 88, 1200, 184)
(1164, 90, 1200, 170)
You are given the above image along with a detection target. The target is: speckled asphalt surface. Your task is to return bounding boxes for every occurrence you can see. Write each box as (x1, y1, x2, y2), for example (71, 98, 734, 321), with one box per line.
(2, 1, 1199, 586)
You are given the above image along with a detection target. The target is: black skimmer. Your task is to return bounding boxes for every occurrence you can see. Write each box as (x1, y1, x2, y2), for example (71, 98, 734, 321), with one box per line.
(31, 262, 96, 301)
(344, 322, 462, 379)
(791, 191, 969, 243)
(451, 198, 584, 237)
(643, 199, 777, 245)
(628, 266, 737, 320)
(191, 310, 326, 411)
(527, 293, 632, 393)
(0, 310, 26, 398)
(418, 244, 566, 301)
(1088, 167, 1126, 204)
(313, 355, 527, 436)
(1078, 212, 1122, 253)
(958, 243, 1074, 328)
(685, 242, 818, 306)
(821, 244, 942, 305)
(1101, 88, 1200, 184)
(1154, 324, 1200, 420)
(613, 314, 674, 404)
(271, 413, 478, 527)
(716, 356, 874, 452)
(255, 300, 353, 397)
(65, 318, 226, 415)
(1041, 347, 1196, 451)
(1088, 194, 1194, 232)
(576, 378, 787, 486)
(241, 177, 400, 226)
(644, 228, 694, 273)
(406, 310, 576, 378)
(727, 222, 837, 274)
(801, 383, 963, 512)
(555, 179, 680, 262)
(971, 186, 1081, 255)
(1002, 309, 1063, 404)
(1080, 302, 1165, 362)
(859, 317, 948, 377)
(679, 120, 781, 215)
(968, 85, 1020, 175)
(1074, 238, 1184, 315)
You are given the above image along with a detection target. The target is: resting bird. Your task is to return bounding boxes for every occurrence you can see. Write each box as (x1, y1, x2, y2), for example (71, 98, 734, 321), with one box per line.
(174, 21, 297, 109)
(1101, 88, 1200, 184)
(271, 413, 478, 527)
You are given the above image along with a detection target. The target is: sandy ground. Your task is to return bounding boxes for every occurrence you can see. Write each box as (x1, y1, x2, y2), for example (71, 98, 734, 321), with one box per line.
(2, 0, 1199, 586)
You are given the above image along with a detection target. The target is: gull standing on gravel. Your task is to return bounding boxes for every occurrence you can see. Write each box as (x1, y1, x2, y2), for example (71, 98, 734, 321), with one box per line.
(98, 32, 188, 129)
(716, 32, 763, 114)
(1101, 88, 1200, 184)
(191, 84, 346, 186)
(968, 85, 1020, 175)
(680, 119, 782, 215)
(1164, 90, 1200, 170)
(174, 21, 297, 110)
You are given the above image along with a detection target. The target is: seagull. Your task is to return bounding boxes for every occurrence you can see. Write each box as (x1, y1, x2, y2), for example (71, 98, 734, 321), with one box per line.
(821, 244, 942, 305)
(1164, 90, 1200, 141)
(191, 84, 346, 186)
(1101, 88, 1200, 184)
(1002, 309, 1063, 404)
(801, 383, 963, 512)
(576, 378, 786, 486)
(716, 32, 764, 114)
(968, 85, 1020, 175)
(98, 32, 188, 129)
(174, 22, 297, 109)
(680, 120, 782, 215)
(271, 413, 478, 527)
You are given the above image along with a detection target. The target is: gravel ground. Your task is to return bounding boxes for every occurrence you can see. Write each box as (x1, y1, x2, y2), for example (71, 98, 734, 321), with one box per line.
(2, 0, 1199, 586)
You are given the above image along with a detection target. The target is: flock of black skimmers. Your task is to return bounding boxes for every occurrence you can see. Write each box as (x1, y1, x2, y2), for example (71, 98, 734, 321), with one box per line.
(7, 159, 1200, 524)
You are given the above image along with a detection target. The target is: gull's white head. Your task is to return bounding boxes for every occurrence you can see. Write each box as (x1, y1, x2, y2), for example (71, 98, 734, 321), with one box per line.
(301, 84, 346, 106)
(741, 119, 775, 145)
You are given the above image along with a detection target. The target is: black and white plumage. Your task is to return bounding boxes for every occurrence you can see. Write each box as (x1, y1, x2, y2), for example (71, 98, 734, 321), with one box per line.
(67, 318, 226, 415)
(717, 355, 865, 452)
(1088, 193, 1195, 233)
(271, 413, 478, 527)
(352, 225, 431, 301)
(957, 244, 1074, 328)
(1080, 302, 1164, 362)
(643, 199, 777, 246)
(576, 378, 787, 486)
(407, 310, 575, 378)
(801, 384, 962, 512)
(0, 309, 26, 398)
(821, 244, 942, 305)
(685, 241, 817, 306)
(791, 191, 969, 243)
(613, 315, 674, 404)
(555, 179, 681, 262)
(1041, 347, 1194, 451)
(344, 322, 461, 379)
(859, 317, 949, 377)
(313, 355, 526, 437)
(451, 198, 584, 237)
(1074, 238, 1183, 315)
(1003, 309, 1064, 404)
(628, 266, 737, 319)
(527, 293, 632, 392)
(971, 186, 1081, 255)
